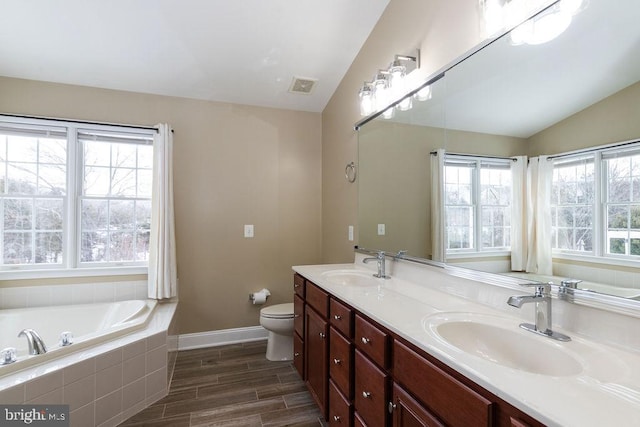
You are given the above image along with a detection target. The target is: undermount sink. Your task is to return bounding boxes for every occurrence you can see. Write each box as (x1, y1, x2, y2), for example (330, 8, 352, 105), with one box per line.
(320, 269, 378, 286)
(423, 313, 583, 377)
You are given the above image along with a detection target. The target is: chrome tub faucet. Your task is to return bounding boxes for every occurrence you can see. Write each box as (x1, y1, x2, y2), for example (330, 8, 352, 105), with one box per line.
(18, 328, 48, 355)
(507, 283, 571, 342)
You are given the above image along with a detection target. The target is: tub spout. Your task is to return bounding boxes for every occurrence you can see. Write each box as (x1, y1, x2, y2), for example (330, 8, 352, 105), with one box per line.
(18, 329, 47, 355)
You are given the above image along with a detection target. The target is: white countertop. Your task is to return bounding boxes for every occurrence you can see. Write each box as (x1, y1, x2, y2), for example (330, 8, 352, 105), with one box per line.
(293, 258, 640, 427)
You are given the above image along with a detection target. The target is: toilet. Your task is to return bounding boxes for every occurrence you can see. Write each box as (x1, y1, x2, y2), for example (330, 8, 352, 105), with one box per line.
(259, 302, 295, 361)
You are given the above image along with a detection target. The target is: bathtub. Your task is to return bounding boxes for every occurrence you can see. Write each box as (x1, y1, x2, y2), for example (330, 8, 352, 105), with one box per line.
(0, 299, 157, 376)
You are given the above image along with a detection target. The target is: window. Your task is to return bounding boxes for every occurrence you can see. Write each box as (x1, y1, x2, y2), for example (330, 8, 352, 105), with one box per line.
(551, 156, 595, 253)
(444, 155, 512, 253)
(0, 117, 154, 274)
(552, 143, 640, 260)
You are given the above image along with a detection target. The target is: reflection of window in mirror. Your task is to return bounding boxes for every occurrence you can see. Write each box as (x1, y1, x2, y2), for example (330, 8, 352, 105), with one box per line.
(551, 143, 640, 259)
(444, 155, 512, 254)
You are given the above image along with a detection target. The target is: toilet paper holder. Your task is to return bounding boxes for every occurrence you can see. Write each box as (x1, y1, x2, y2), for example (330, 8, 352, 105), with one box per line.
(249, 288, 271, 303)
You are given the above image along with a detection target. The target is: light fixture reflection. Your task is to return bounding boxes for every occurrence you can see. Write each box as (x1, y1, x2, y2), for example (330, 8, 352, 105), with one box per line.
(481, 0, 584, 46)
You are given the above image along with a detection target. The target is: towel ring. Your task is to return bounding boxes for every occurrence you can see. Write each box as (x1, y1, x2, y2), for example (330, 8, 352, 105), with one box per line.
(345, 162, 357, 183)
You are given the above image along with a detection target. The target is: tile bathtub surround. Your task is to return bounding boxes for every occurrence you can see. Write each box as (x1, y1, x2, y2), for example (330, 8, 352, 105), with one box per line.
(0, 303, 177, 427)
(118, 341, 326, 427)
(0, 332, 169, 427)
(0, 280, 148, 309)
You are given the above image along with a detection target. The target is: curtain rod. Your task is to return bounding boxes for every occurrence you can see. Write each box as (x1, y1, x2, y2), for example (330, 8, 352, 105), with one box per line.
(430, 151, 518, 162)
(547, 138, 640, 160)
(1, 113, 173, 134)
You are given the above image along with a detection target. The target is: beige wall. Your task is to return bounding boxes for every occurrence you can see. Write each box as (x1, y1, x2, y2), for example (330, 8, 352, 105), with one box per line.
(528, 80, 640, 155)
(321, 0, 485, 263)
(0, 76, 322, 334)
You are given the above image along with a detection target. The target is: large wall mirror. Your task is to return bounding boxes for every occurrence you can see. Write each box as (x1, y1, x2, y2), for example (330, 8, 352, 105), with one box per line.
(357, 0, 640, 308)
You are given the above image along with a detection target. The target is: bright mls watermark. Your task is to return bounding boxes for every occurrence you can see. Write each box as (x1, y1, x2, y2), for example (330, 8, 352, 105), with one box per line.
(0, 405, 69, 427)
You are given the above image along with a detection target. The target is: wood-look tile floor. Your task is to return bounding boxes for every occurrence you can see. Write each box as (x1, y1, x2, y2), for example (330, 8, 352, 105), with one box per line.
(119, 341, 327, 427)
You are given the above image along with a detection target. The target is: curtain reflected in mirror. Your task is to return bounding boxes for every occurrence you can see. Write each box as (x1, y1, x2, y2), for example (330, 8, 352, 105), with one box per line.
(357, 0, 640, 302)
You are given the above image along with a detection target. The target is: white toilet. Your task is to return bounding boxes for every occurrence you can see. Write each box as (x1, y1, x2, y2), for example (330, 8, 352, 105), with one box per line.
(259, 302, 295, 361)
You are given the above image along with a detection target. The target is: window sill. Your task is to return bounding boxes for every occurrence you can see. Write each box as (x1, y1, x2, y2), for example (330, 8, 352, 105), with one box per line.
(552, 252, 640, 270)
(0, 266, 148, 281)
(446, 250, 511, 259)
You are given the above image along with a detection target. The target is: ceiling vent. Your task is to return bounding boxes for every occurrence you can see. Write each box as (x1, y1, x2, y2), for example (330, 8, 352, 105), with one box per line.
(289, 76, 318, 95)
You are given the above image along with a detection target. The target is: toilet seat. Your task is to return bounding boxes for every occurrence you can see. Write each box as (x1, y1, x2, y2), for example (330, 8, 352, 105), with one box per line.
(260, 303, 294, 319)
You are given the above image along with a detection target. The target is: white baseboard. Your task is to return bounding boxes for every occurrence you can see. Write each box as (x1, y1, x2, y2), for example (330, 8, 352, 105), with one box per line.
(178, 326, 268, 350)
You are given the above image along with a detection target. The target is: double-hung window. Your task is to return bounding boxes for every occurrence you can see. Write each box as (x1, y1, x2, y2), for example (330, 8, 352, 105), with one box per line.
(550, 155, 595, 253)
(0, 117, 154, 276)
(444, 155, 512, 254)
(551, 142, 640, 260)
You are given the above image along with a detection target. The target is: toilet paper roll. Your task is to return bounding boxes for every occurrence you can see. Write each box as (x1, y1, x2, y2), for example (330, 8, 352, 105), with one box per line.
(250, 288, 271, 305)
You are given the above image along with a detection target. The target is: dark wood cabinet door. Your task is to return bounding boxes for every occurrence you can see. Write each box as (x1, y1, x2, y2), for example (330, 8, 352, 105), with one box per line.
(330, 326, 353, 399)
(394, 340, 493, 427)
(306, 306, 329, 418)
(293, 332, 304, 379)
(354, 349, 388, 427)
(329, 380, 353, 426)
(392, 383, 444, 427)
(294, 294, 304, 337)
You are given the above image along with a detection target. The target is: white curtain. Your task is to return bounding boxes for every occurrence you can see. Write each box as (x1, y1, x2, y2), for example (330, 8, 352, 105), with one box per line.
(525, 156, 553, 275)
(148, 123, 178, 299)
(430, 149, 446, 262)
(510, 156, 527, 271)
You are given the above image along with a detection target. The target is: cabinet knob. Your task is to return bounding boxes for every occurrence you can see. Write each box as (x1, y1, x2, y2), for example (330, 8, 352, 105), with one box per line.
(319, 332, 326, 339)
(333, 415, 341, 422)
(294, 314, 300, 318)
(361, 337, 371, 344)
(294, 352, 300, 357)
(294, 283, 300, 288)
(333, 358, 341, 365)
(333, 314, 342, 320)
(388, 401, 397, 414)
(362, 391, 371, 398)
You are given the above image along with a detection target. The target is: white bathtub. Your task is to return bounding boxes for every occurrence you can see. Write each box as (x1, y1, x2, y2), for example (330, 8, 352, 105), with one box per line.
(0, 299, 157, 376)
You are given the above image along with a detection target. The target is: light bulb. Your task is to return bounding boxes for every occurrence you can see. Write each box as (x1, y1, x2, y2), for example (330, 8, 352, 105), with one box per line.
(358, 83, 374, 116)
(415, 85, 432, 102)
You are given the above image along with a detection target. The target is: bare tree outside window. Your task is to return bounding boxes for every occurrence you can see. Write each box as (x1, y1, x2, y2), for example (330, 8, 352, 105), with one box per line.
(444, 157, 512, 253)
(0, 134, 66, 265)
(80, 138, 152, 264)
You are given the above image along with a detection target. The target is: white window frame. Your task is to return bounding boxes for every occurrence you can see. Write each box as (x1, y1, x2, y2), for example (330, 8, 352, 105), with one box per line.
(0, 115, 154, 279)
(552, 141, 640, 264)
(444, 155, 512, 257)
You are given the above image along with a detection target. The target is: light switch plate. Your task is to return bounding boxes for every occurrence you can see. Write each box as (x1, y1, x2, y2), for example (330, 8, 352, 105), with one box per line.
(377, 224, 385, 235)
(244, 224, 254, 238)
(348, 225, 354, 241)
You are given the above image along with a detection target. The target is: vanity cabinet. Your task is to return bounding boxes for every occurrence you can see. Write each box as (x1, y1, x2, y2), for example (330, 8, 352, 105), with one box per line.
(294, 274, 545, 427)
(293, 275, 305, 379)
(305, 281, 330, 419)
(391, 383, 443, 427)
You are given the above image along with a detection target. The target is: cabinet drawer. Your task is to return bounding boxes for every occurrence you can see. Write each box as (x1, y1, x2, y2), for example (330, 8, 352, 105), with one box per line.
(354, 349, 388, 427)
(394, 340, 493, 427)
(306, 282, 329, 318)
(355, 315, 388, 368)
(293, 332, 304, 379)
(294, 294, 304, 337)
(329, 380, 352, 427)
(330, 326, 353, 399)
(330, 298, 353, 338)
(294, 273, 305, 298)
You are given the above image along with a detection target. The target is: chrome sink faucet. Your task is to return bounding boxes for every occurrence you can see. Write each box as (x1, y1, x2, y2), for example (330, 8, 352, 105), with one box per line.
(18, 329, 47, 355)
(507, 283, 571, 342)
(363, 251, 389, 279)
